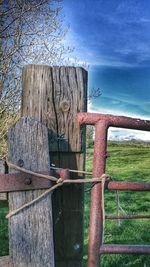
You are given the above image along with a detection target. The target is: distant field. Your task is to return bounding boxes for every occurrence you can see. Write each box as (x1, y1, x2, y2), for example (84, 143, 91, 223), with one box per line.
(84, 141, 150, 267)
(0, 141, 150, 266)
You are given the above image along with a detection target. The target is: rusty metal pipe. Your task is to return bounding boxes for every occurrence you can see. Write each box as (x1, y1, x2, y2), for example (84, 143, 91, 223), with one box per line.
(100, 245, 150, 254)
(106, 181, 150, 191)
(77, 112, 150, 131)
(106, 214, 150, 220)
(76, 112, 150, 265)
(87, 120, 108, 267)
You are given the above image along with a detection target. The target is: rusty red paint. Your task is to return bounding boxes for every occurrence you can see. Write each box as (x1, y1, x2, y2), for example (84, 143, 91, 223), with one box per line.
(77, 112, 150, 267)
(77, 112, 150, 131)
(87, 120, 108, 267)
(100, 245, 150, 254)
(0, 169, 69, 192)
(59, 168, 70, 180)
(106, 181, 150, 191)
(0, 172, 51, 192)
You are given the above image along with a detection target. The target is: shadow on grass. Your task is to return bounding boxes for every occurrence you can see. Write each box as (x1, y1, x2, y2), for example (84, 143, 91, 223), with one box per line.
(0, 201, 9, 256)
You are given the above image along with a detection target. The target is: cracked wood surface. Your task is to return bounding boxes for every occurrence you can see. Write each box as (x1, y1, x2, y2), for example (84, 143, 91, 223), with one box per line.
(0, 256, 9, 267)
(22, 65, 87, 267)
(8, 117, 54, 267)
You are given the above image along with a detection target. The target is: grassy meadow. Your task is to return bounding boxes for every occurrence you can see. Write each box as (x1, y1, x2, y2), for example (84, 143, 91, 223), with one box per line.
(84, 141, 150, 267)
(0, 141, 150, 266)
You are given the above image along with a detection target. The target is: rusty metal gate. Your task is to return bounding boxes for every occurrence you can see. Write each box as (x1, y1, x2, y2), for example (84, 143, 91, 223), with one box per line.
(77, 112, 150, 267)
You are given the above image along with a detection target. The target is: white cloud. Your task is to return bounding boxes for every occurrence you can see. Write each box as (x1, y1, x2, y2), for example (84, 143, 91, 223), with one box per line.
(88, 103, 150, 142)
(108, 128, 150, 142)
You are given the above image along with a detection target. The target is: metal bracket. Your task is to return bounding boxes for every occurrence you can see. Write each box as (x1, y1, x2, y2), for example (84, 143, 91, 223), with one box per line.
(0, 169, 69, 193)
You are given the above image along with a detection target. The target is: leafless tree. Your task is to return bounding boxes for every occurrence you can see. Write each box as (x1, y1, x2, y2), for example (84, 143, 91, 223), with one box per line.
(0, 0, 72, 158)
(88, 87, 102, 102)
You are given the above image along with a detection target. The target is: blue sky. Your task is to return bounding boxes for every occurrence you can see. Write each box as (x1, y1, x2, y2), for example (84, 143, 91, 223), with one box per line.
(63, 0, 150, 141)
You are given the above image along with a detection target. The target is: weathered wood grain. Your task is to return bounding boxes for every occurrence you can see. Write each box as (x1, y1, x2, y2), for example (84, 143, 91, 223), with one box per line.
(22, 65, 87, 267)
(0, 256, 9, 267)
(0, 160, 7, 200)
(8, 117, 54, 267)
(22, 65, 87, 152)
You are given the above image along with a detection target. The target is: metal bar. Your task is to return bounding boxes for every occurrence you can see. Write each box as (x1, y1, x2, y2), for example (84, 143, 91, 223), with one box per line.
(106, 181, 150, 191)
(0, 169, 69, 192)
(87, 120, 108, 267)
(0, 173, 51, 192)
(77, 112, 150, 131)
(100, 245, 150, 254)
(106, 214, 150, 220)
(77, 112, 150, 265)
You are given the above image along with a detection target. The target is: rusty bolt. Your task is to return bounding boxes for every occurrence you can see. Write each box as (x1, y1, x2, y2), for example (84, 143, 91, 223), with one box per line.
(73, 243, 81, 253)
(17, 159, 24, 167)
(24, 177, 32, 185)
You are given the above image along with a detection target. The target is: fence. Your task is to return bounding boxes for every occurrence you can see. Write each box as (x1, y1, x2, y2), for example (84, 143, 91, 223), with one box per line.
(0, 65, 87, 267)
(1, 112, 150, 267)
(77, 112, 150, 267)
(0, 65, 150, 266)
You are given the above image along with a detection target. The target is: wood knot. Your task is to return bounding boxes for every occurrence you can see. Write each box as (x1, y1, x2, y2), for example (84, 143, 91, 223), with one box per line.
(59, 100, 70, 112)
(24, 177, 32, 185)
(17, 159, 24, 167)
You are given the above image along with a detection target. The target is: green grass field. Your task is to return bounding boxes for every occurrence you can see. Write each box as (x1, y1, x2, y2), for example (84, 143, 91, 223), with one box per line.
(84, 141, 150, 267)
(0, 141, 150, 266)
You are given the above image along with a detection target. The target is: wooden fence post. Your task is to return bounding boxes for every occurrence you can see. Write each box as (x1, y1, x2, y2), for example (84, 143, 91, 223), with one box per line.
(8, 117, 55, 267)
(22, 65, 87, 267)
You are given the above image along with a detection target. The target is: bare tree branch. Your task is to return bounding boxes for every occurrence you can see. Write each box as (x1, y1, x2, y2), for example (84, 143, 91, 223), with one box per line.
(0, 0, 72, 158)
